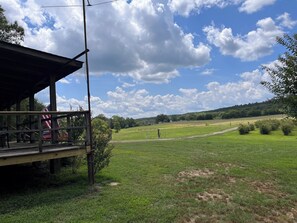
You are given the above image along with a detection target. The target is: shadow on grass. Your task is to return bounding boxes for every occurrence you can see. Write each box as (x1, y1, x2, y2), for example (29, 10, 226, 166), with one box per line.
(0, 164, 115, 215)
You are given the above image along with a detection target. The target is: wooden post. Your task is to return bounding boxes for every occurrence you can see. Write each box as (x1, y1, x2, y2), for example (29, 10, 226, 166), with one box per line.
(50, 74, 58, 144)
(38, 115, 42, 152)
(6, 107, 11, 147)
(50, 159, 61, 174)
(16, 99, 21, 143)
(29, 94, 35, 143)
(67, 115, 72, 145)
(85, 112, 94, 184)
(87, 153, 94, 184)
(82, 0, 95, 185)
(49, 74, 60, 173)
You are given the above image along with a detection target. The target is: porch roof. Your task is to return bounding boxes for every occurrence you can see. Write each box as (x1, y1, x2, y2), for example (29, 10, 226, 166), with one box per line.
(0, 41, 83, 110)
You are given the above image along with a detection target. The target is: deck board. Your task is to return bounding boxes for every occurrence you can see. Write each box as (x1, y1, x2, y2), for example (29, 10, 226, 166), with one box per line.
(0, 142, 90, 166)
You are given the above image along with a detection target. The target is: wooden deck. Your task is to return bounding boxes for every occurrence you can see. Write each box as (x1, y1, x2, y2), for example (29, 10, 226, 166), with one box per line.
(0, 142, 90, 166)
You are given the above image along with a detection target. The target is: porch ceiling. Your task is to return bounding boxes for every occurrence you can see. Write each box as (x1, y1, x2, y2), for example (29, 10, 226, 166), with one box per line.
(0, 41, 83, 110)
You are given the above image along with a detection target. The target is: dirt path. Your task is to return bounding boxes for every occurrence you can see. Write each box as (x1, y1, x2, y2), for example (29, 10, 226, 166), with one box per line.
(111, 127, 238, 144)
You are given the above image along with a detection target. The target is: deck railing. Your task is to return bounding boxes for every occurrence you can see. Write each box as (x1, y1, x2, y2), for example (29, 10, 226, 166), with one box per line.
(0, 111, 90, 152)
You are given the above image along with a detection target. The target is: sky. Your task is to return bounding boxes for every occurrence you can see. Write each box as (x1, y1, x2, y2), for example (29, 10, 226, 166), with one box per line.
(1, 0, 297, 118)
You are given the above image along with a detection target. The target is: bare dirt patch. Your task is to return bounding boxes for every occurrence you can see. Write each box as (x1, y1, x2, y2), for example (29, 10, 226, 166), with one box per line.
(248, 180, 296, 222)
(227, 176, 237, 184)
(177, 169, 214, 182)
(182, 214, 223, 223)
(249, 180, 286, 198)
(196, 189, 232, 204)
(254, 206, 297, 223)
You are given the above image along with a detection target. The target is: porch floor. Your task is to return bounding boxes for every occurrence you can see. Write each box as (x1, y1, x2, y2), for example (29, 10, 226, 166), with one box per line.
(0, 142, 89, 166)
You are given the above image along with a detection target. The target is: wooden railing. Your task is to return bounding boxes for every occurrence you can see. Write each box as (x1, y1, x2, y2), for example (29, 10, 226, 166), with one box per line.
(0, 111, 91, 152)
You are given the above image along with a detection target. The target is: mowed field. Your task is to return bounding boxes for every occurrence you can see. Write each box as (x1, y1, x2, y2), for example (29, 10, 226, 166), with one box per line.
(1, 115, 297, 223)
(112, 114, 286, 141)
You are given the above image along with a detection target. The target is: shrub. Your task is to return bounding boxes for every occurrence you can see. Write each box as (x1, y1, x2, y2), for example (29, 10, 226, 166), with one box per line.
(238, 124, 250, 135)
(259, 123, 272, 134)
(281, 119, 294, 136)
(80, 117, 113, 174)
(255, 120, 264, 128)
(92, 118, 113, 174)
(269, 119, 280, 131)
(248, 123, 255, 131)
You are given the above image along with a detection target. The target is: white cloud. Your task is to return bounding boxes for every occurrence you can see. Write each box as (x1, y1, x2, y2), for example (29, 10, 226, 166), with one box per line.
(277, 12, 297, 29)
(2, 0, 211, 84)
(122, 82, 136, 88)
(168, 0, 232, 17)
(238, 0, 276, 14)
(42, 68, 272, 118)
(203, 16, 284, 61)
(58, 78, 70, 84)
(168, 0, 276, 16)
(201, 68, 216, 75)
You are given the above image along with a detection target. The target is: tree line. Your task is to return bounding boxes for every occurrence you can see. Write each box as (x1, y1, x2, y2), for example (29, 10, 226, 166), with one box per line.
(94, 114, 137, 133)
(135, 99, 283, 125)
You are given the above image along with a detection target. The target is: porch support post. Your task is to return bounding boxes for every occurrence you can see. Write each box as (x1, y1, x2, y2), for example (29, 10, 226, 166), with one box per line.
(49, 74, 57, 112)
(16, 99, 21, 143)
(49, 74, 60, 174)
(29, 94, 35, 143)
(49, 74, 58, 144)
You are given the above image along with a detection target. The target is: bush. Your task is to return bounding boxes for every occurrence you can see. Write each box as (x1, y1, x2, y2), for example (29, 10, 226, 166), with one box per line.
(255, 120, 264, 128)
(259, 123, 272, 134)
(281, 119, 294, 136)
(80, 117, 113, 174)
(281, 124, 293, 135)
(92, 118, 113, 174)
(248, 123, 255, 131)
(269, 119, 280, 131)
(238, 124, 250, 135)
(255, 119, 280, 131)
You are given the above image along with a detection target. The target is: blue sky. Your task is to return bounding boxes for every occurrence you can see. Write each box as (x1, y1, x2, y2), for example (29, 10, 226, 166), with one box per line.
(2, 0, 297, 118)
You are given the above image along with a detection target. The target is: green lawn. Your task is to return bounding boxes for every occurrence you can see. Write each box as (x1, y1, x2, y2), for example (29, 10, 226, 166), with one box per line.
(1, 125, 297, 222)
(112, 114, 286, 141)
(112, 123, 232, 141)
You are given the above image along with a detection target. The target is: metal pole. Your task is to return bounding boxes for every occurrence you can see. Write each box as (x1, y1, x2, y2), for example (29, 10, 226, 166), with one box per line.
(82, 0, 95, 185)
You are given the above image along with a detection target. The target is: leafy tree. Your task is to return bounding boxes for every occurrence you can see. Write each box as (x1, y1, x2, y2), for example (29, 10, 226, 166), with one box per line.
(96, 114, 109, 122)
(204, 114, 213, 120)
(171, 115, 178, 122)
(185, 113, 196, 121)
(261, 33, 297, 118)
(125, 117, 136, 128)
(155, 114, 170, 123)
(0, 5, 24, 44)
(111, 115, 125, 129)
(113, 120, 121, 133)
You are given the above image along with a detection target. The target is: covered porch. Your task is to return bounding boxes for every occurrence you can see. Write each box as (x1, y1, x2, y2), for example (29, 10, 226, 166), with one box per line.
(0, 41, 94, 182)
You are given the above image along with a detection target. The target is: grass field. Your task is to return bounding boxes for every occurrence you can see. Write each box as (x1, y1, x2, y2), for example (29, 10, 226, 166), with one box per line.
(1, 116, 297, 222)
(112, 114, 286, 141)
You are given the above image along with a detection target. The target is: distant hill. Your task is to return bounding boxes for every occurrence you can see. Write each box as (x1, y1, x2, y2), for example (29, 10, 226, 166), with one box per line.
(136, 100, 283, 126)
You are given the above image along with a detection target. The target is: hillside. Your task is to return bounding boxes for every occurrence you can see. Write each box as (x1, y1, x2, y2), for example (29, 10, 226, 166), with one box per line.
(136, 100, 283, 125)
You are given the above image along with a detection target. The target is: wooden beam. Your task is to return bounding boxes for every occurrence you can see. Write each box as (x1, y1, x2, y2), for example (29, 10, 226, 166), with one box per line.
(49, 74, 57, 111)
(0, 111, 89, 115)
